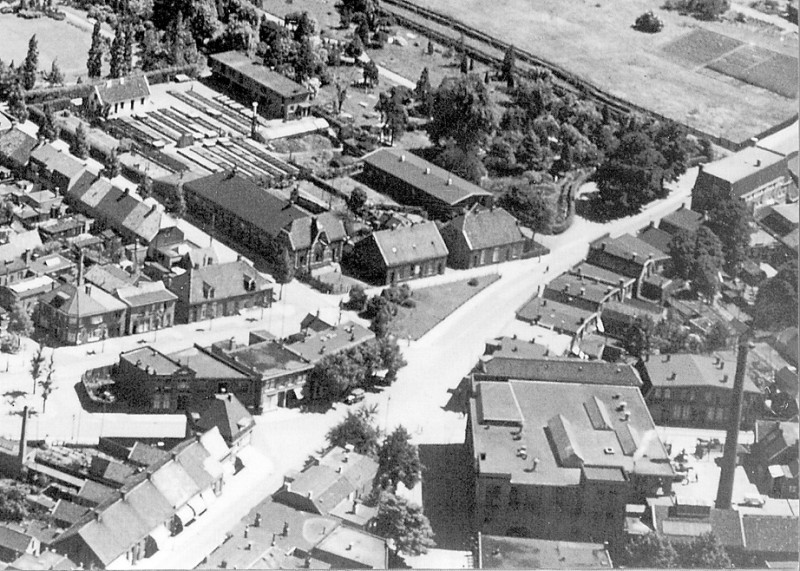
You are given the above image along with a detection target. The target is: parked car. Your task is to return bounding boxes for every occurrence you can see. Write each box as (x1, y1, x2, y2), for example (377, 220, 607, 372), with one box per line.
(345, 388, 365, 404)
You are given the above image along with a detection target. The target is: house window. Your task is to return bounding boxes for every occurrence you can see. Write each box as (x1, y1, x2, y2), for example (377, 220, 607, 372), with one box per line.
(492, 248, 500, 263)
(663, 388, 671, 400)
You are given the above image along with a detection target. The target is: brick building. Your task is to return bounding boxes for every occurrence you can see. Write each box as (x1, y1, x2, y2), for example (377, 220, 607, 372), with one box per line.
(586, 234, 670, 300)
(37, 282, 127, 345)
(440, 206, 526, 269)
(86, 75, 151, 118)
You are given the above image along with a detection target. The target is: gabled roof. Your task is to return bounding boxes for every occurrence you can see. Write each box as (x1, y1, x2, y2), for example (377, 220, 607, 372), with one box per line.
(282, 213, 347, 251)
(39, 282, 127, 317)
(445, 206, 525, 251)
(660, 207, 705, 235)
(209, 51, 308, 99)
(0, 526, 35, 552)
(94, 75, 150, 106)
(368, 222, 448, 267)
(29, 144, 85, 180)
(167, 260, 273, 305)
(544, 274, 620, 305)
(570, 262, 636, 287)
(194, 393, 254, 442)
(589, 233, 670, 266)
(515, 296, 595, 335)
(651, 503, 744, 548)
(742, 515, 799, 554)
(8, 550, 76, 570)
(127, 442, 169, 467)
(638, 226, 674, 255)
(115, 281, 177, 307)
(184, 172, 311, 240)
(52, 500, 89, 527)
(0, 127, 38, 168)
(362, 148, 492, 207)
(83, 264, 138, 294)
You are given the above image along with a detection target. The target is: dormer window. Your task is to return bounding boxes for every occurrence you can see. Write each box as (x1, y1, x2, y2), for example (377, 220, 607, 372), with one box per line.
(243, 275, 256, 292)
(202, 282, 215, 299)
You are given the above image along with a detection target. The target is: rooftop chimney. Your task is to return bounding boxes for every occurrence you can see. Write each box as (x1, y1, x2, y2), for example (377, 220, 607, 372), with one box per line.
(715, 333, 752, 510)
(446, 177, 453, 185)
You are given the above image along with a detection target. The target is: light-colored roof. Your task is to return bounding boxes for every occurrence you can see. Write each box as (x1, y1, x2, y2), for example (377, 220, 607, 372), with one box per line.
(756, 122, 799, 158)
(445, 206, 526, 251)
(643, 352, 761, 393)
(94, 75, 150, 106)
(39, 282, 127, 317)
(701, 146, 786, 184)
(369, 222, 448, 267)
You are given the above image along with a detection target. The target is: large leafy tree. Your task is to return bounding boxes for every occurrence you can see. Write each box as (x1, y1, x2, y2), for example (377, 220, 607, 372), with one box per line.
(0, 487, 29, 522)
(22, 35, 39, 90)
(620, 532, 679, 568)
(40, 105, 59, 142)
(753, 260, 798, 331)
(47, 60, 64, 86)
(376, 87, 409, 145)
(377, 426, 421, 491)
(501, 45, 516, 86)
(8, 83, 29, 124)
(497, 179, 555, 233)
(326, 406, 381, 457)
(669, 227, 725, 298)
(374, 493, 436, 556)
(681, 533, 732, 568)
(427, 74, 496, 154)
(71, 123, 89, 159)
(8, 302, 34, 337)
(704, 196, 751, 271)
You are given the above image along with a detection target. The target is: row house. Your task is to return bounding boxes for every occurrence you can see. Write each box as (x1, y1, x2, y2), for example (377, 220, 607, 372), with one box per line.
(165, 259, 273, 324)
(586, 233, 671, 301)
(637, 352, 763, 429)
(348, 221, 448, 285)
(28, 144, 94, 195)
(115, 281, 178, 335)
(543, 273, 623, 313)
(0, 127, 38, 174)
(37, 282, 127, 345)
(360, 148, 493, 219)
(183, 172, 346, 272)
(440, 206, 527, 269)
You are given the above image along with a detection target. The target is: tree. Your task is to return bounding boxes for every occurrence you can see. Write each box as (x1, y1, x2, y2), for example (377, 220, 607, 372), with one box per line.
(293, 11, 318, 43)
(0, 487, 29, 522)
(8, 302, 34, 337)
(22, 35, 39, 90)
(348, 187, 368, 213)
(669, 227, 724, 298)
(753, 260, 798, 330)
(72, 123, 89, 159)
(122, 24, 134, 75)
(272, 245, 295, 288)
(459, 52, 469, 74)
(681, 532, 732, 568)
(347, 284, 368, 311)
(104, 149, 121, 178)
(705, 322, 730, 352)
(363, 60, 379, 88)
(87, 21, 104, 79)
(426, 40, 434, 56)
(47, 60, 64, 86)
(7, 83, 29, 124)
(355, 15, 371, 46)
(39, 358, 54, 413)
(634, 11, 664, 33)
(427, 74, 496, 154)
(109, 24, 124, 78)
(620, 533, 679, 568)
(374, 493, 436, 556)
(704, 197, 751, 271)
(414, 67, 431, 107)
(138, 176, 153, 199)
(294, 38, 317, 83)
(376, 88, 408, 145)
(377, 426, 421, 491)
(326, 406, 381, 456)
(334, 78, 348, 114)
(498, 180, 556, 233)
(40, 105, 59, 142)
(30, 346, 46, 396)
(501, 45, 516, 86)
(376, 336, 405, 380)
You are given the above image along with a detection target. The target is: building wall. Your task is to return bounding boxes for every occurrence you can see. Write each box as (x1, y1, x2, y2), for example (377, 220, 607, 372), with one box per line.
(125, 300, 175, 335)
(88, 92, 149, 119)
(36, 303, 125, 345)
(646, 386, 761, 429)
(175, 290, 271, 324)
(210, 60, 308, 120)
(442, 226, 524, 269)
(260, 371, 308, 412)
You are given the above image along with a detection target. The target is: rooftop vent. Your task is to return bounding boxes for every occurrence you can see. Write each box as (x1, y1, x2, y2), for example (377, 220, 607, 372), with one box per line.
(424, 167, 430, 175)
(480, 452, 487, 460)
(603, 447, 615, 455)
(400, 154, 406, 162)
(446, 177, 452, 185)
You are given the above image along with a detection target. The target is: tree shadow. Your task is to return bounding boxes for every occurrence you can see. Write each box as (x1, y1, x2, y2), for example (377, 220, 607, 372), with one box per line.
(419, 443, 475, 551)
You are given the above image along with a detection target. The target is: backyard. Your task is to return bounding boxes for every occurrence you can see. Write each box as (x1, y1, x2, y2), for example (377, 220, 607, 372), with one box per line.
(0, 13, 94, 82)
(391, 275, 500, 341)
(405, 0, 798, 145)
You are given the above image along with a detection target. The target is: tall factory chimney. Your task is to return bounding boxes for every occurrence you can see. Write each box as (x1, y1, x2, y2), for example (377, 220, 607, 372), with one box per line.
(715, 333, 752, 510)
(18, 406, 28, 468)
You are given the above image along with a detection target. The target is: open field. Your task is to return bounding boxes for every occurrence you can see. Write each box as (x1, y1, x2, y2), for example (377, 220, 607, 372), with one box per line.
(0, 13, 93, 82)
(404, 0, 798, 144)
(391, 275, 500, 340)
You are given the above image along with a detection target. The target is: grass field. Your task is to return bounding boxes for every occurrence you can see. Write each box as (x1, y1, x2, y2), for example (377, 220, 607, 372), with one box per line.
(406, 0, 798, 144)
(0, 14, 93, 82)
(391, 275, 500, 340)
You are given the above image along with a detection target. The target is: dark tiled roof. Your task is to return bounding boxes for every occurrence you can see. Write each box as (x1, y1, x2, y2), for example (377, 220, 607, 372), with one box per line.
(209, 51, 308, 99)
(39, 282, 127, 317)
(84, 264, 138, 293)
(660, 208, 704, 235)
(638, 226, 674, 255)
(544, 274, 620, 304)
(52, 500, 88, 526)
(480, 535, 611, 569)
(127, 443, 169, 467)
(0, 526, 34, 552)
(362, 148, 492, 206)
(94, 75, 150, 105)
(570, 262, 635, 287)
(283, 213, 347, 251)
(590, 233, 670, 265)
(115, 281, 177, 307)
(76, 480, 114, 506)
(168, 260, 272, 305)
(370, 222, 448, 267)
(284, 322, 375, 364)
(445, 206, 525, 251)
(184, 172, 309, 239)
(195, 393, 253, 442)
(0, 128, 38, 168)
(516, 296, 595, 335)
(742, 515, 799, 554)
(477, 356, 642, 387)
(653, 504, 745, 548)
(29, 144, 85, 180)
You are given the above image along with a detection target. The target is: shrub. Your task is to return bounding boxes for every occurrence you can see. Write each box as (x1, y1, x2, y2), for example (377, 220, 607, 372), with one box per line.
(635, 11, 664, 32)
(467, 278, 479, 286)
(401, 298, 416, 308)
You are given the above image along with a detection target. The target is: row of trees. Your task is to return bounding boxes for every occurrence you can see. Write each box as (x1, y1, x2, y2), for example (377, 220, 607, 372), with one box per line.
(325, 406, 435, 557)
(620, 531, 733, 568)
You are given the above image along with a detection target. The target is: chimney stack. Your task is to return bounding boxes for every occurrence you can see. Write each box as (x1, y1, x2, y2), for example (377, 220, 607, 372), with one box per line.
(715, 333, 752, 510)
(18, 406, 28, 468)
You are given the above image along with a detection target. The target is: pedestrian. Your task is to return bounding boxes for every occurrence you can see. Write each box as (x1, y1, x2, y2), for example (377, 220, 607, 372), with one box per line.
(545, 265, 550, 273)
(254, 512, 262, 527)
(244, 525, 249, 539)
(283, 521, 290, 537)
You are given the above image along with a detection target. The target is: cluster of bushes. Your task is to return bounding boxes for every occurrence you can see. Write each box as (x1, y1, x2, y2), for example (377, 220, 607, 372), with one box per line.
(347, 283, 416, 338)
(635, 11, 665, 32)
(662, 0, 730, 20)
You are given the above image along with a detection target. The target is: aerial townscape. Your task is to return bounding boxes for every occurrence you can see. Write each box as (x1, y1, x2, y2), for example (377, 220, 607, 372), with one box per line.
(0, 0, 796, 569)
